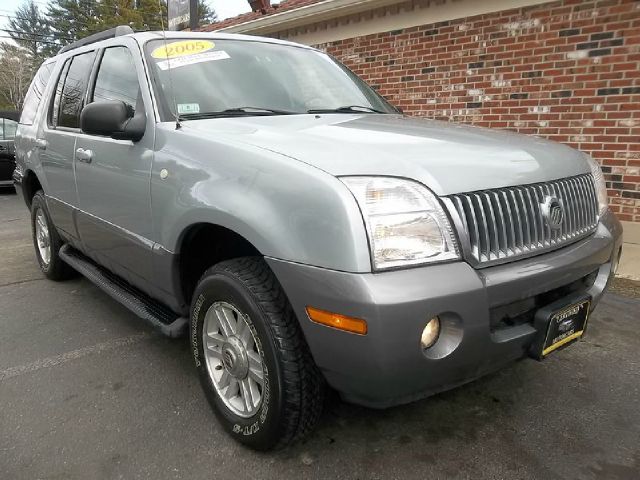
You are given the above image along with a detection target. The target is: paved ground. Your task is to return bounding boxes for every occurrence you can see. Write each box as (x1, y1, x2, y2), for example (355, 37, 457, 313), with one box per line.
(1, 189, 639, 480)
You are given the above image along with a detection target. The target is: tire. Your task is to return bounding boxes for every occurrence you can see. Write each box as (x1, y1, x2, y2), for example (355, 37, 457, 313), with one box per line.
(190, 257, 324, 450)
(30, 190, 75, 281)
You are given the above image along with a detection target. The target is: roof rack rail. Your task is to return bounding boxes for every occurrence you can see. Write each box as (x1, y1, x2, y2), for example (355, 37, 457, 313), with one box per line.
(58, 25, 134, 54)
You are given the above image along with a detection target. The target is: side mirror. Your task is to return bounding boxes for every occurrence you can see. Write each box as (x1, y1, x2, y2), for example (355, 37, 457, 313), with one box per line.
(80, 100, 145, 142)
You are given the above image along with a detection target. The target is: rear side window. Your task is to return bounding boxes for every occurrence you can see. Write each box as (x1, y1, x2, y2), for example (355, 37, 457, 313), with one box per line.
(54, 51, 97, 129)
(50, 59, 70, 128)
(92, 46, 140, 113)
(20, 62, 55, 125)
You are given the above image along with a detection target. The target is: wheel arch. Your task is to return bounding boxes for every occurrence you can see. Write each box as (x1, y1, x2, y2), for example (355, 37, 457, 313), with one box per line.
(22, 169, 43, 208)
(175, 221, 262, 306)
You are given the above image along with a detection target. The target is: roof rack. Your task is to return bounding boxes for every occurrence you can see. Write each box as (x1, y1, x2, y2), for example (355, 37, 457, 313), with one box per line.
(58, 25, 134, 54)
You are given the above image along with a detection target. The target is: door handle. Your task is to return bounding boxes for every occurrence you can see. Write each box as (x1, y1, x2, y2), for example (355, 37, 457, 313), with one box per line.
(35, 138, 47, 150)
(76, 148, 93, 163)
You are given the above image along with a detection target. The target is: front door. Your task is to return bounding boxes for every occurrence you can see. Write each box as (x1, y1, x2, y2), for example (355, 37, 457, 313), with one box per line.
(74, 43, 155, 287)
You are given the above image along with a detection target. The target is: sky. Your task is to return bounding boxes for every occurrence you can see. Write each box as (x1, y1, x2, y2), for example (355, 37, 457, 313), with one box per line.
(0, 0, 252, 43)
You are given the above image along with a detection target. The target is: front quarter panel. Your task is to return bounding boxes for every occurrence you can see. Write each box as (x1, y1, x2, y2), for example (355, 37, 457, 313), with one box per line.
(151, 123, 371, 273)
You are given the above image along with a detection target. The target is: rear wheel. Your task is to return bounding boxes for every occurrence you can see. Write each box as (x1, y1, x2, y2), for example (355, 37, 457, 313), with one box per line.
(191, 257, 324, 450)
(30, 191, 75, 280)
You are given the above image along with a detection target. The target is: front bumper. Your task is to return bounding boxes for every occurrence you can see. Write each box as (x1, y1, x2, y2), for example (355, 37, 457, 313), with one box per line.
(267, 210, 623, 408)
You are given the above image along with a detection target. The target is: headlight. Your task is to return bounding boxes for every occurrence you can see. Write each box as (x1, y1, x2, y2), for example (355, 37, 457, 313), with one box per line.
(587, 156, 608, 215)
(341, 177, 460, 270)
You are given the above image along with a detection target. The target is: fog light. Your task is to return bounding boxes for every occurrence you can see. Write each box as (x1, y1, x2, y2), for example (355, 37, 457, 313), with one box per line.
(421, 316, 440, 349)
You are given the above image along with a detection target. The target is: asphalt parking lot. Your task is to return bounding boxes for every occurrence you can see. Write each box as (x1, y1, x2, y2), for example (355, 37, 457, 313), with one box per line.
(1, 189, 639, 480)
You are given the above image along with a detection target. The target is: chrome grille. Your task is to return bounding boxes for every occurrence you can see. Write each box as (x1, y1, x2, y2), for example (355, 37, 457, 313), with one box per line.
(448, 174, 599, 266)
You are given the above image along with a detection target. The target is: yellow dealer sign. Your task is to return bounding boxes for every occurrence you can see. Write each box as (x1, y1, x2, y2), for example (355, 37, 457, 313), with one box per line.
(151, 40, 215, 59)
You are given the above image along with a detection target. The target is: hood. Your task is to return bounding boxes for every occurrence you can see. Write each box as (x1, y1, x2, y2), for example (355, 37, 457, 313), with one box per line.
(181, 114, 590, 196)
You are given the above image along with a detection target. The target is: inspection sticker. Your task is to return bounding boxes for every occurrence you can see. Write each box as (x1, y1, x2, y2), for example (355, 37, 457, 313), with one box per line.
(177, 103, 200, 114)
(156, 50, 231, 70)
(151, 40, 215, 59)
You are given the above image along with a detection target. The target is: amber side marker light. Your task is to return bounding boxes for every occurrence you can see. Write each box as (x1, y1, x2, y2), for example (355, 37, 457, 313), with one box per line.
(306, 306, 368, 335)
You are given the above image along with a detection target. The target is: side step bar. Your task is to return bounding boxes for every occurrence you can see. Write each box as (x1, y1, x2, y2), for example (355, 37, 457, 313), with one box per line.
(59, 245, 188, 338)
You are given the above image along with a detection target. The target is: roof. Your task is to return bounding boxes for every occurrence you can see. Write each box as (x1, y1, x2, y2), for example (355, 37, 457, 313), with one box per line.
(49, 30, 314, 60)
(137, 31, 314, 49)
(200, 0, 325, 31)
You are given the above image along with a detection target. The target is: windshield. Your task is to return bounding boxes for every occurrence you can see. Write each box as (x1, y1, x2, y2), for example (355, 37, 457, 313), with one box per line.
(144, 38, 397, 119)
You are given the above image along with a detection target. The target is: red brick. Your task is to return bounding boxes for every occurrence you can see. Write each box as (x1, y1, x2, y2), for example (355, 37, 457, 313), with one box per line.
(205, 0, 640, 220)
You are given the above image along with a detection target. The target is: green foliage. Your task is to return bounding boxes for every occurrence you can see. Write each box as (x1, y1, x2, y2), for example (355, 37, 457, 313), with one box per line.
(8, 1, 56, 62)
(0, 0, 219, 108)
(46, 0, 219, 47)
(197, 1, 218, 26)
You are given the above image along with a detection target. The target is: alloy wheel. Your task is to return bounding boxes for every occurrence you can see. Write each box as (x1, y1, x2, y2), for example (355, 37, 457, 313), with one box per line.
(202, 301, 265, 418)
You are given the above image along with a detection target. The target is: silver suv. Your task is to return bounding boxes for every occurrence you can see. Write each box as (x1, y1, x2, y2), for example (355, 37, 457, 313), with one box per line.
(14, 27, 623, 450)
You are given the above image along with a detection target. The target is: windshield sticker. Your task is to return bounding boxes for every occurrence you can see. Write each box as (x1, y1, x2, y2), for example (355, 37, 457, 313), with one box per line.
(151, 40, 215, 59)
(156, 50, 231, 70)
(177, 103, 200, 114)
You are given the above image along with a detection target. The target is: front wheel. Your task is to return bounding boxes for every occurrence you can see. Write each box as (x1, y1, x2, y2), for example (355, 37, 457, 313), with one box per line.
(190, 257, 324, 450)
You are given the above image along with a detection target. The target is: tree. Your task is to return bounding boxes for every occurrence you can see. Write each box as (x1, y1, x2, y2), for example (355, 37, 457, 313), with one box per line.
(94, 0, 145, 32)
(197, 1, 218, 26)
(47, 0, 102, 44)
(8, 1, 56, 63)
(0, 44, 33, 110)
(47, 0, 218, 48)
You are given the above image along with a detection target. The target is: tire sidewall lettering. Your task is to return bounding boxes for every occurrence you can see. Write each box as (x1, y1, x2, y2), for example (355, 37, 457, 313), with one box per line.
(191, 293, 205, 367)
(193, 279, 273, 439)
(230, 312, 270, 436)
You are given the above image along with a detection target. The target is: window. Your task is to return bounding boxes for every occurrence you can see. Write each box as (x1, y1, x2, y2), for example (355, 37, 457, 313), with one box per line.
(50, 59, 70, 128)
(20, 62, 55, 125)
(57, 51, 96, 128)
(1, 118, 18, 139)
(145, 39, 396, 120)
(92, 47, 140, 113)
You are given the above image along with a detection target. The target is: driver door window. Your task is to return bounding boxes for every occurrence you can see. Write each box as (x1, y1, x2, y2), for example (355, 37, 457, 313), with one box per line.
(91, 46, 141, 114)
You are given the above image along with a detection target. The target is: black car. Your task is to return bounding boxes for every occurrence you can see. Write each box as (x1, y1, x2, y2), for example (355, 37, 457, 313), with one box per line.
(0, 111, 20, 188)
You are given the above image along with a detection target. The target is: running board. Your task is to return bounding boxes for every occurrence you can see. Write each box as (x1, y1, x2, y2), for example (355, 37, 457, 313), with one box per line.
(59, 245, 188, 338)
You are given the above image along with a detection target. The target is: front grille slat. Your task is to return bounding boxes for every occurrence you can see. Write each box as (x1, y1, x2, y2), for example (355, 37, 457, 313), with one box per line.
(535, 185, 549, 246)
(584, 176, 597, 221)
(573, 177, 584, 230)
(482, 192, 499, 257)
(516, 188, 532, 249)
(491, 191, 508, 255)
(559, 180, 573, 234)
(500, 190, 517, 254)
(567, 178, 581, 231)
(473, 194, 491, 261)
(508, 189, 524, 250)
(461, 195, 480, 259)
(575, 177, 587, 230)
(448, 174, 599, 267)
(527, 187, 542, 247)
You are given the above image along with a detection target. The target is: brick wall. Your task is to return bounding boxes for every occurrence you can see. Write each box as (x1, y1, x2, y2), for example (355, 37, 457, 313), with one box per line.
(316, 0, 640, 222)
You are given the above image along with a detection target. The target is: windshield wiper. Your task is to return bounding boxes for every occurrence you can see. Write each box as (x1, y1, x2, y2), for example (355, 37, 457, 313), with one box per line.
(307, 105, 387, 114)
(179, 107, 297, 119)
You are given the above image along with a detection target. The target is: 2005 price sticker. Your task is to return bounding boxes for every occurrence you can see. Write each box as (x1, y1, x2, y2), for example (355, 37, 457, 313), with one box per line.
(151, 40, 214, 59)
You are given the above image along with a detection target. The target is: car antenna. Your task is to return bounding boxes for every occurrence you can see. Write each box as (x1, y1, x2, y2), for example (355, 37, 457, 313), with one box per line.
(158, 0, 181, 129)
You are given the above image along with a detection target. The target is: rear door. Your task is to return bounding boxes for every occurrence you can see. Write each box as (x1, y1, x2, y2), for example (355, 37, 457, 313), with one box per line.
(15, 61, 55, 191)
(38, 51, 97, 238)
(74, 39, 155, 287)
